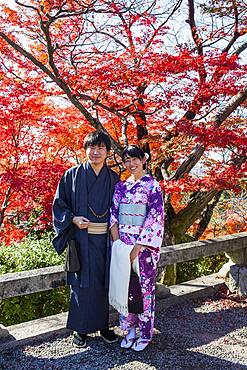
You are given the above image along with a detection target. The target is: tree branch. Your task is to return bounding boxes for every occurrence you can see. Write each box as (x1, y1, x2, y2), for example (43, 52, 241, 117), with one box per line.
(0, 187, 12, 226)
(222, 0, 240, 53)
(171, 143, 205, 180)
(187, 0, 207, 83)
(143, 0, 183, 52)
(194, 191, 223, 240)
(234, 41, 247, 56)
(0, 31, 123, 154)
(39, 17, 60, 77)
(171, 190, 217, 240)
(187, 0, 204, 56)
(214, 84, 247, 127)
(171, 84, 247, 180)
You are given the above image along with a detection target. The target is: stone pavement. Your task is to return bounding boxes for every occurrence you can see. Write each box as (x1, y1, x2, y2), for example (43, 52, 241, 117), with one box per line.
(0, 288, 246, 370)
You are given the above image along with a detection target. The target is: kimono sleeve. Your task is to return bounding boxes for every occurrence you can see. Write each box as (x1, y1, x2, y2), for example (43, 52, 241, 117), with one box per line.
(52, 171, 74, 254)
(136, 180, 164, 251)
(109, 181, 122, 229)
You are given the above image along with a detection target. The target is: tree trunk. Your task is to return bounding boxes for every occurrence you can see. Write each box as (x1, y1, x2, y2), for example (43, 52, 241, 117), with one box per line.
(171, 190, 217, 242)
(194, 191, 223, 240)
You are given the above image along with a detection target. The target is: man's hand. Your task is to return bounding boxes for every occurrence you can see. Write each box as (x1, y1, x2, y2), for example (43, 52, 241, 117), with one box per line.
(72, 216, 90, 229)
(130, 244, 142, 263)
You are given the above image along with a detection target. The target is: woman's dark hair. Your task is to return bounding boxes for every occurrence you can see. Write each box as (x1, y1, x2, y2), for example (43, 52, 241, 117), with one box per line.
(122, 145, 147, 168)
(83, 130, 111, 152)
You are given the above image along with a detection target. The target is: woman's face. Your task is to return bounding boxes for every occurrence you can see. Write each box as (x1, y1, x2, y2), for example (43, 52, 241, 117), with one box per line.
(124, 155, 146, 178)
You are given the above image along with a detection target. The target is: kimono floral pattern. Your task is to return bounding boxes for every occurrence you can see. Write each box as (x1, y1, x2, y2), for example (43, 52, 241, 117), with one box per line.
(110, 175, 164, 340)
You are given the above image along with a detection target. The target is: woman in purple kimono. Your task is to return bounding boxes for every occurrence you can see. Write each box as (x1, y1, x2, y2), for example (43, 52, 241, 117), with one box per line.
(110, 145, 164, 352)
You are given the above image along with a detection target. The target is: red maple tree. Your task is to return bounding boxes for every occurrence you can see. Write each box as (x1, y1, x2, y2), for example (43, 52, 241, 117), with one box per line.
(0, 68, 91, 243)
(0, 0, 246, 245)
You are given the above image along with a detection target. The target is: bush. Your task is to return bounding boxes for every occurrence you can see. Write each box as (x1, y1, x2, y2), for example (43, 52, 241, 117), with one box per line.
(176, 254, 227, 284)
(0, 232, 64, 273)
(0, 233, 69, 326)
(0, 287, 70, 326)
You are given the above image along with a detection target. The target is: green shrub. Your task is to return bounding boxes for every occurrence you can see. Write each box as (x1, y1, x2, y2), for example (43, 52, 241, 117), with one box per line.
(0, 233, 64, 273)
(0, 287, 70, 326)
(176, 254, 227, 284)
(0, 233, 69, 326)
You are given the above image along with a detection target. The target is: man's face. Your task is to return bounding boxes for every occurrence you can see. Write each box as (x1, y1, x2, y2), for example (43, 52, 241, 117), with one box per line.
(86, 144, 108, 166)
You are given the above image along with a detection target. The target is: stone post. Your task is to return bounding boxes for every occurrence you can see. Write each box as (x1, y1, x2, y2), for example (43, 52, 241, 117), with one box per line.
(0, 324, 10, 339)
(158, 264, 177, 286)
(219, 248, 247, 277)
(226, 248, 247, 266)
(220, 245, 247, 297)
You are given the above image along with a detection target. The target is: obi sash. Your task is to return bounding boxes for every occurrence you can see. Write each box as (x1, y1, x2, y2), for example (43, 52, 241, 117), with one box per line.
(119, 203, 147, 227)
(88, 222, 108, 234)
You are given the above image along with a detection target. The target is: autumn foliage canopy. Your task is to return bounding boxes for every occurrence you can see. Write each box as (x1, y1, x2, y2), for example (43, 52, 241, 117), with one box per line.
(0, 0, 246, 244)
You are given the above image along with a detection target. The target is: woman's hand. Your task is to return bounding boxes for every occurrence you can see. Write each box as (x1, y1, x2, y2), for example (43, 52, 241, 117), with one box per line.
(72, 216, 90, 229)
(110, 223, 120, 242)
(130, 244, 142, 263)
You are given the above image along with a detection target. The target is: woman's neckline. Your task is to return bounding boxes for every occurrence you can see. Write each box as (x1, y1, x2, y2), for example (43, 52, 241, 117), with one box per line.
(127, 174, 150, 183)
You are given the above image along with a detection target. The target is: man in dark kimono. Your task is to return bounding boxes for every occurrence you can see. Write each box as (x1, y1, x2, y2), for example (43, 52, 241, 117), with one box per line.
(52, 131, 119, 347)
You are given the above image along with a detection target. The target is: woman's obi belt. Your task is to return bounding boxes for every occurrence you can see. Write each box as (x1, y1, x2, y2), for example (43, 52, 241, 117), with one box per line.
(119, 203, 147, 227)
(88, 222, 108, 234)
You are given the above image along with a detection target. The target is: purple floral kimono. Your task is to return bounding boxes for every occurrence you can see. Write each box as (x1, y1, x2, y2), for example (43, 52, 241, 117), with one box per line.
(110, 174, 164, 340)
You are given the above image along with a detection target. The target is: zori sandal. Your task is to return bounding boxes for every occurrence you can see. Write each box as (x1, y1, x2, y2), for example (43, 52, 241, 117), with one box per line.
(120, 328, 136, 349)
(120, 336, 136, 349)
(131, 338, 150, 352)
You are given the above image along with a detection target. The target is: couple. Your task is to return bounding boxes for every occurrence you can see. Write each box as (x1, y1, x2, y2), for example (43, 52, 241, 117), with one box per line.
(52, 130, 164, 352)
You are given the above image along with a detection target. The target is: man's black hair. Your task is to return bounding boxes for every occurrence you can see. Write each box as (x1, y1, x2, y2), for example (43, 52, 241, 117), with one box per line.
(83, 131, 111, 152)
(122, 145, 147, 169)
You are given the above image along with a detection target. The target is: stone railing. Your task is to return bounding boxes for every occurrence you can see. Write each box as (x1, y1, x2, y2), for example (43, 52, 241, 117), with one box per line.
(0, 232, 247, 338)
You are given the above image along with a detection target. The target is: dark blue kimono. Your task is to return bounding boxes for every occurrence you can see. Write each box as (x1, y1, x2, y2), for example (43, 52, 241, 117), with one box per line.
(52, 162, 119, 333)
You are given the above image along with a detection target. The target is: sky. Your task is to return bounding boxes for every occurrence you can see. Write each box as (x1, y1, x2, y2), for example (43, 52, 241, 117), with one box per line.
(0, 0, 15, 6)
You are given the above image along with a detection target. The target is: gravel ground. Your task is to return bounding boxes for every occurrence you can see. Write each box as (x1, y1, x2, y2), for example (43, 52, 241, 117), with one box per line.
(0, 289, 246, 370)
